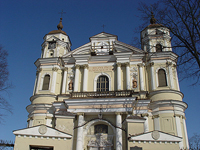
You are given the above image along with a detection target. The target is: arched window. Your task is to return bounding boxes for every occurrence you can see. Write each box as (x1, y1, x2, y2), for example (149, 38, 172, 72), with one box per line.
(156, 44, 162, 52)
(49, 50, 54, 57)
(158, 69, 167, 87)
(94, 124, 108, 134)
(97, 75, 109, 91)
(42, 75, 50, 90)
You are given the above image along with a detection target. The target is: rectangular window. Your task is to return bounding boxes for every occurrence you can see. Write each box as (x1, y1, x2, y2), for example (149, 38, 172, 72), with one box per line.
(30, 146, 54, 150)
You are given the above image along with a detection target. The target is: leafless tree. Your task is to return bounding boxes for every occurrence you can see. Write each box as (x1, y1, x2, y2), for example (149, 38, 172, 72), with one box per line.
(0, 45, 12, 123)
(189, 133, 200, 150)
(136, 0, 200, 85)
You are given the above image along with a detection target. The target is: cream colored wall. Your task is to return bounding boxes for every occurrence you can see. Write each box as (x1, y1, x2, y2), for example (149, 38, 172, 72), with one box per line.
(128, 141, 180, 150)
(55, 118, 74, 135)
(150, 92, 182, 101)
(159, 113, 177, 136)
(31, 96, 56, 104)
(14, 136, 72, 150)
(127, 122, 144, 135)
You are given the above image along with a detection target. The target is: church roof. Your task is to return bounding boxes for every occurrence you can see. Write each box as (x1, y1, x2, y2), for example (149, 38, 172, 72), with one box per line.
(48, 18, 67, 35)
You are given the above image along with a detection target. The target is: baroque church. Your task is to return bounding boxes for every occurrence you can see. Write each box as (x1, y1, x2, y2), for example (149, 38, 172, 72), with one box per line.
(13, 14, 189, 150)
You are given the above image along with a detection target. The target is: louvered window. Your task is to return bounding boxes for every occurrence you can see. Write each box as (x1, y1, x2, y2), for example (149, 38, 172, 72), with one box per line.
(156, 44, 162, 52)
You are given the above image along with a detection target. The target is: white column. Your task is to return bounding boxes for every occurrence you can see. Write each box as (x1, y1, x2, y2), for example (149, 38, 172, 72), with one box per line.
(153, 115, 160, 130)
(51, 67, 58, 93)
(83, 64, 88, 91)
(174, 65, 180, 91)
(117, 63, 121, 90)
(116, 113, 122, 150)
(61, 67, 68, 94)
(175, 115, 183, 149)
(167, 62, 174, 89)
(125, 62, 131, 90)
(35, 69, 42, 94)
(76, 113, 84, 150)
(138, 64, 145, 91)
(150, 62, 156, 90)
(183, 116, 189, 149)
(144, 116, 149, 133)
(74, 65, 80, 92)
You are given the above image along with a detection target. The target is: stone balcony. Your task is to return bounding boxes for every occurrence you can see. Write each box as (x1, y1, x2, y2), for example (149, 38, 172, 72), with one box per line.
(70, 90, 138, 99)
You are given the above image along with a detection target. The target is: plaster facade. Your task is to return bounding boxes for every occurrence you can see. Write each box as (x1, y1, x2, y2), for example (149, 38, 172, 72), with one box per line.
(13, 16, 189, 150)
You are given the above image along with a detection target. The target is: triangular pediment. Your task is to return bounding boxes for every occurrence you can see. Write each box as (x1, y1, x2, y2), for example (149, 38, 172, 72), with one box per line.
(46, 36, 60, 42)
(90, 32, 118, 39)
(13, 125, 72, 139)
(129, 131, 182, 142)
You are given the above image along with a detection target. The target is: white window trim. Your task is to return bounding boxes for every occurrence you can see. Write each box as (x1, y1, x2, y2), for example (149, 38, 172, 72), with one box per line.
(40, 73, 51, 91)
(155, 67, 168, 87)
(94, 73, 111, 91)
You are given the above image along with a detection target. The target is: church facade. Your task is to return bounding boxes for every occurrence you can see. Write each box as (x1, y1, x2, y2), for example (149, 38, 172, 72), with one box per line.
(13, 16, 189, 150)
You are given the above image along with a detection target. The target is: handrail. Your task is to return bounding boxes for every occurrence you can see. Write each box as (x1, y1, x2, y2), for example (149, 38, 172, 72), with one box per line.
(70, 90, 138, 99)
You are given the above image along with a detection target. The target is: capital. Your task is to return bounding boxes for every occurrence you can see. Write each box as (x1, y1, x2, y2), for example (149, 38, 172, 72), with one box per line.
(63, 67, 68, 71)
(141, 113, 149, 117)
(116, 62, 121, 67)
(152, 114, 159, 119)
(149, 62, 154, 66)
(83, 64, 89, 69)
(137, 63, 143, 67)
(36, 68, 42, 75)
(77, 112, 84, 116)
(124, 62, 130, 67)
(75, 65, 80, 69)
(52, 67, 59, 72)
(166, 61, 172, 66)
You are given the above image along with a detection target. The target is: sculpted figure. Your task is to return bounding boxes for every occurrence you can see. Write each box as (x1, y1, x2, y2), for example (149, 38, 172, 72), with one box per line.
(133, 78, 137, 88)
(68, 80, 73, 90)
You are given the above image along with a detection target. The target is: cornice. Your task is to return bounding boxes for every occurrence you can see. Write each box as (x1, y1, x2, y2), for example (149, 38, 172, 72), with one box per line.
(148, 89, 184, 98)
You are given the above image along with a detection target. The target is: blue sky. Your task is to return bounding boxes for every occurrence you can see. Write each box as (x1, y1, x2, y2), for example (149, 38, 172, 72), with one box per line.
(0, 0, 199, 141)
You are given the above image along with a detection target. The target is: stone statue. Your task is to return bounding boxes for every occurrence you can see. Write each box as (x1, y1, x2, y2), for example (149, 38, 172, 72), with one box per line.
(68, 80, 73, 90)
(132, 78, 137, 88)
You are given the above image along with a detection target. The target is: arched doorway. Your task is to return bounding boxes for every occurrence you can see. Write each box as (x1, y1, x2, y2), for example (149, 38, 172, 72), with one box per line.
(84, 120, 115, 150)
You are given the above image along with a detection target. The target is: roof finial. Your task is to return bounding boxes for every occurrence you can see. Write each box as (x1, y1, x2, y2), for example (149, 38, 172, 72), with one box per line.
(57, 18, 63, 30)
(150, 11, 156, 24)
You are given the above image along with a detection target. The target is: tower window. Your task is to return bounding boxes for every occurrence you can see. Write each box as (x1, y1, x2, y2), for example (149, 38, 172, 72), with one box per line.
(97, 75, 109, 91)
(158, 69, 167, 87)
(42, 75, 50, 90)
(156, 44, 162, 52)
(48, 42, 56, 49)
(49, 50, 54, 57)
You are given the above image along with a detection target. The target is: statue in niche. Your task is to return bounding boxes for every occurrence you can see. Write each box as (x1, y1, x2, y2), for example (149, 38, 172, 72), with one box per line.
(132, 78, 137, 88)
(68, 79, 73, 90)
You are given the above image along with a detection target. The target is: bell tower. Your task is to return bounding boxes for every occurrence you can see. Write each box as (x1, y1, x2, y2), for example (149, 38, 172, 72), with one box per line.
(141, 12, 172, 52)
(41, 18, 72, 58)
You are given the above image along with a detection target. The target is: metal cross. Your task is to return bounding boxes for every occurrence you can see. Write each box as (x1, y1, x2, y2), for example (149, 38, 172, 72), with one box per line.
(102, 24, 106, 32)
(59, 10, 66, 18)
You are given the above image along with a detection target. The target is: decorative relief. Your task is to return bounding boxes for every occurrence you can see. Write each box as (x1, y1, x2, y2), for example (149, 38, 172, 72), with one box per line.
(89, 66, 113, 72)
(38, 125, 47, 135)
(68, 79, 73, 90)
(132, 78, 137, 88)
(152, 131, 160, 140)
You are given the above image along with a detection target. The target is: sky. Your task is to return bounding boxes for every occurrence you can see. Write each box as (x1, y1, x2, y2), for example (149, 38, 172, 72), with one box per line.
(0, 0, 199, 142)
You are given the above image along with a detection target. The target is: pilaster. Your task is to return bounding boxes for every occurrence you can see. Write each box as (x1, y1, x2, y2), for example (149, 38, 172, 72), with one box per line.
(74, 65, 80, 92)
(116, 112, 122, 150)
(138, 63, 145, 91)
(117, 63, 121, 90)
(51, 67, 59, 93)
(83, 64, 89, 91)
(125, 62, 130, 90)
(150, 62, 156, 90)
(61, 67, 68, 94)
